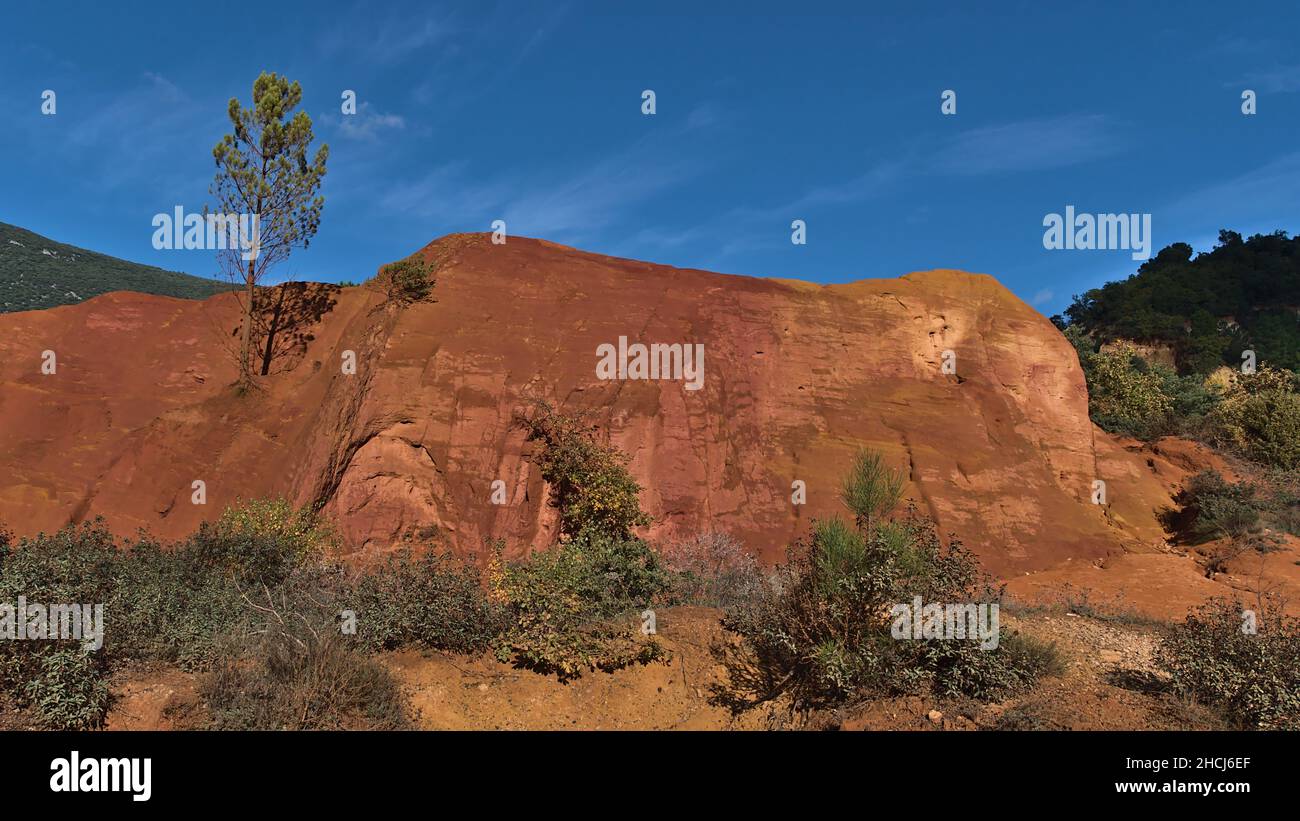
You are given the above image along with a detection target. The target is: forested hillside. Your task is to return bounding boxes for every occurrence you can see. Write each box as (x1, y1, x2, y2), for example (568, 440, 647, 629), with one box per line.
(0, 222, 230, 313)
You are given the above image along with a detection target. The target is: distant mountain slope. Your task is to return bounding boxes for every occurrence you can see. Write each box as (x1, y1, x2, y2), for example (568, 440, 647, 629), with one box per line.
(0, 222, 231, 313)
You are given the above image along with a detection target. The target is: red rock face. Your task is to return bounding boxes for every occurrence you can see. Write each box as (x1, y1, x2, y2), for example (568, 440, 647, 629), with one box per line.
(0, 234, 1174, 576)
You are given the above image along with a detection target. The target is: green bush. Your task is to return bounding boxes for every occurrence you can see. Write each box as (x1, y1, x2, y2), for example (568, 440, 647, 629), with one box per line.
(1168, 470, 1289, 574)
(0, 521, 119, 729)
(514, 401, 651, 541)
(718, 514, 1051, 708)
(1085, 344, 1176, 440)
(1225, 390, 1300, 469)
(481, 403, 674, 679)
(110, 500, 330, 668)
(382, 256, 435, 302)
(840, 448, 905, 532)
(714, 451, 1060, 712)
(489, 532, 670, 680)
(1157, 598, 1300, 730)
(20, 647, 111, 730)
(108, 539, 244, 669)
(1077, 343, 1300, 464)
(998, 632, 1069, 679)
(188, 498, 332, 586)
(350, 549, 504, 654)
(1061, 322, 1097, 365)
(0, 519, 120, 609)
(1175, 470, 1264, 544)
(1263, 470, 1300, 536)
(0, 503, 336, 728)
(1200, 367, 1300, 469)
(1157, 368, 1222, 435)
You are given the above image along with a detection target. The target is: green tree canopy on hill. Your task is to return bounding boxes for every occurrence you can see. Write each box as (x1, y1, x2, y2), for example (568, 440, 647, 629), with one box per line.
(1061, 230, 1300, 374)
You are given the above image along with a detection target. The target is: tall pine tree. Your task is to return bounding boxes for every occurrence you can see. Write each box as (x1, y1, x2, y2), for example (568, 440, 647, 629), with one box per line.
(209, 72, 328, 390)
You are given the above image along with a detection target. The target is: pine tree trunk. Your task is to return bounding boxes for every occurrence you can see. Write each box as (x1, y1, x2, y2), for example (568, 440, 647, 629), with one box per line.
(239, 261, 256, 390)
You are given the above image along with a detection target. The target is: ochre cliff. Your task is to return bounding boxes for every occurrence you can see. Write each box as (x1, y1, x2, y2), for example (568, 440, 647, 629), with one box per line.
(0, 234, 1183, 575)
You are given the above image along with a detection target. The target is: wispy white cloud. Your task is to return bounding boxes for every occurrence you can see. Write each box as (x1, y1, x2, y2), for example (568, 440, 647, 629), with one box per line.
(502, 155, 695, 241)
(66, 72, 194, 149)
(324, 102, 406, 142)
(318, 9, 452, 65)
(657, 113, 1126, 265)
(378, 162, 513, 222)
(933, 114, 1126, 175)
(728, 158, 910, 225)
(54, 72, 210, 196)
(684, 102, 723, 131)
(1229, 64, 1300, 94)
(719, 113, 1123, 233)
(1161, 151, 1300, 233)
(626, 225, 714, 249)
(377, 103, 720, 244)
(1207, 35, 1261, 57)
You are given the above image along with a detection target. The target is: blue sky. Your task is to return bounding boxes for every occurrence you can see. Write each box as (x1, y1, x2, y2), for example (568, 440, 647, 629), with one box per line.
(2, 0, 1298, 316)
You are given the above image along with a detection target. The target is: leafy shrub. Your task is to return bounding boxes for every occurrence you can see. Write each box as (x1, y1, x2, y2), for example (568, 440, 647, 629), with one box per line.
(1156, 368, 1222, 435)
(1175, 470, 1264, 544)
(664, 531, 766, 607)
(514, 401, 651, 540)
(188, 499, 332, 586)
(382, 256, 435, 302)
(1229, 365, 1299, 395)
(487, 403, 676, 679)
(20, 647, 111, 730)
(1060, 322, 1097, 365)
(1084, 344, 1175, 439)
(714, 451, 1060, 712)
(350, 549, 504, 654)
(1168, 471, 1288, 574)
(106, 501, 330, 669)
(717, 514, 1036, 708)
(488, 532, 670, 680)
(0, 519, 120, 609)
(0, 521, 119, 729)
(0, 504, 335, 728)
(1076, 343, 1300, 461)
(1219, 390, 1300, 469)
(1205, 367, 1300, 468)
(1262, 470, 1300, 536)
(108, 539, 244, 669)
(1157, 598, 1300, 730)
(998, 631, 1069, 679)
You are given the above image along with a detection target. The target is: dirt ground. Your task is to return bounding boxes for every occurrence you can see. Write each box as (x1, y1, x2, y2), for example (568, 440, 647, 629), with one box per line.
(91, 602, 1232, 732)
(383, 606, 776, 730)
